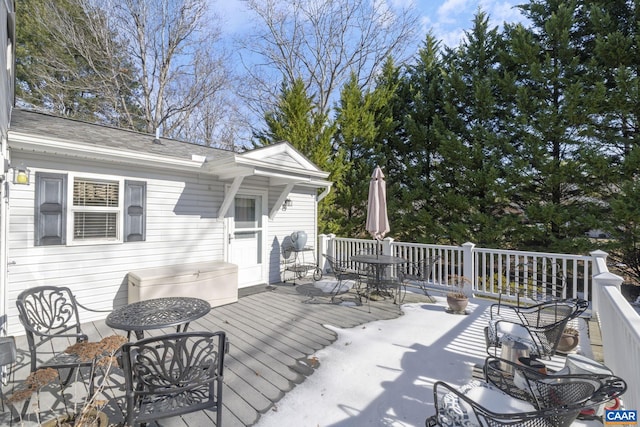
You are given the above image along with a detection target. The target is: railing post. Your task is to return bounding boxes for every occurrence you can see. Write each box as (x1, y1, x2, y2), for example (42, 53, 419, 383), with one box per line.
(382, 237, 394, 256)
(590, 250, 616, 316)
(592, 271, 623, 318)
(590, 249, 610, 275)
(462, 242, 476, 295)
(318, 234, 333, 273)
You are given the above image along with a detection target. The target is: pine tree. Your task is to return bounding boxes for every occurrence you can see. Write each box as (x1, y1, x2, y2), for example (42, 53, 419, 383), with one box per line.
(388, 35, 445, 242)
(504, 0, 603, 252)
(16, 0, 140, 126)
(254, 78, 336, 231)
(433, 11, 518, 246)
(581, 0, 640, 280)
(331, 73, 378, 236)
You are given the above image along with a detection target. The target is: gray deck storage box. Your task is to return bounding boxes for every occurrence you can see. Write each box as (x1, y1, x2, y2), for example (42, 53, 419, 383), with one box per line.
(128, 261, 238, 307)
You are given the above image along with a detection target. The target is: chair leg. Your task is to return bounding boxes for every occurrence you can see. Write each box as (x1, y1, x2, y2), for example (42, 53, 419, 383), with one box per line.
(365, 281, 371, 313)
(394, 282, 406, 307)
(60, 367, 77, 387)
(419, 282, 432, 298)
(329, 279, 342, 302)
(0, 364, 11, 413)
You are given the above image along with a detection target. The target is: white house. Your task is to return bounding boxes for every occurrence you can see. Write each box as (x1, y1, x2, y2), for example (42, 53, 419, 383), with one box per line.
(0, 0, 15, 331)
(1, 109, 331, 334)
(0, 0, 333, 335)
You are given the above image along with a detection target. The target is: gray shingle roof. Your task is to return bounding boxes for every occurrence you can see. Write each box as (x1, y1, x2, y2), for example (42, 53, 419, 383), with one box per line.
(9, 109, 235, 163)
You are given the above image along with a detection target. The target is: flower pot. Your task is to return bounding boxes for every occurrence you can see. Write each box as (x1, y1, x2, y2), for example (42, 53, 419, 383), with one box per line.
(557, 331, 579, 353)
(446, 295, 468, 313)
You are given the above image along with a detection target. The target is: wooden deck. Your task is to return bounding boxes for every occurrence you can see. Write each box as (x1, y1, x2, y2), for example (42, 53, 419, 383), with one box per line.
(0, 281, 434, 426)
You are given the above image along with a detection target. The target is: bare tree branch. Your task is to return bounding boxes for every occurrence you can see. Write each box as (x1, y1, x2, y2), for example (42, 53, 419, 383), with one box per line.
(238, 0, 418, 117)
(111, 0, 231, 140)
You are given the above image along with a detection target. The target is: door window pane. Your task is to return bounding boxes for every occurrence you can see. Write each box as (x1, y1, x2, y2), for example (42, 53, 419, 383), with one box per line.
(235, 197, 259, 229)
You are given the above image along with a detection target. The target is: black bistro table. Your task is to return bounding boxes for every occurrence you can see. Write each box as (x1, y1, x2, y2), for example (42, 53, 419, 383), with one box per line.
(106, 297, 211, 340)
(350, 253, 407, 294)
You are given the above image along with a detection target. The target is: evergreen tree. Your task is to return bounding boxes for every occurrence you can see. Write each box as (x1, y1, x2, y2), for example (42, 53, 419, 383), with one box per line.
(331, 73, 378, 236)
(255, 78, 333, 167)
(504, 0, 603, 252)
(254, 78, 336, 231)
(388, 35, 445, 243)
(16, 0, 140, 126)
(581, 0, 640, 280)
(370, 59, 408, 238)
(433, 12, 518, 246)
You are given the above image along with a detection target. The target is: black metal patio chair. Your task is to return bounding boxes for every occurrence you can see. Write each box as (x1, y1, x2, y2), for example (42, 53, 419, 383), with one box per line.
(0, 314, 16, 412)
(483, 356, 627, 413)
(16, 286, 93, 385)
(484, 298, 589, 360)
(425, 356, 626, 427)
(357, 264, 406, 313)
(120, 331, 228, 426)
(402, 255, 441, 296)
(324, 254, 365, 302)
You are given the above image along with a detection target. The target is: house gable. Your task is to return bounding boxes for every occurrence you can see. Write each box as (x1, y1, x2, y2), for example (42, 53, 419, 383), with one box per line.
(240, 141, 322, 174)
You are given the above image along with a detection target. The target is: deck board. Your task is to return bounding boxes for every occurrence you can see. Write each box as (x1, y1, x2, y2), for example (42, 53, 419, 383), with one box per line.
(0, 281, 422, 426)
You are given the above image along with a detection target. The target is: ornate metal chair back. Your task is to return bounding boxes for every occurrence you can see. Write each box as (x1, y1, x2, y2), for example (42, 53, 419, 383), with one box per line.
(121, 331, 228, 426)
(16, 285, 88, 373)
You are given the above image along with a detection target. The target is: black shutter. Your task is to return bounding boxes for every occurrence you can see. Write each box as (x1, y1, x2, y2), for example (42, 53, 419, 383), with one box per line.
(124, 180, 146, 242)
(35, 173, 67, 246)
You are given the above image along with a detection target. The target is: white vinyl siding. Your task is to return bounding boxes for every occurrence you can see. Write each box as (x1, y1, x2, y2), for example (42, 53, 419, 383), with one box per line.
(6, 157, 224, 334)
(5, 153, 322, 334)
(267, 187, 317, 284)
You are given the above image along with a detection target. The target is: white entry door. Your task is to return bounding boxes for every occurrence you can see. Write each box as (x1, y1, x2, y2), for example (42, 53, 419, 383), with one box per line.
(229, 195, 265, 286)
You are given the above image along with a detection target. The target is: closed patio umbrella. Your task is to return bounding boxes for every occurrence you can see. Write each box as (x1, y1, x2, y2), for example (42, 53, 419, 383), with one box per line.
(366, 166, 390, 254)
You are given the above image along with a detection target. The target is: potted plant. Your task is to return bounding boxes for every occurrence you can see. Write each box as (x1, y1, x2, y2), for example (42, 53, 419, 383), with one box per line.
(8, 334, 128, 426)
(446, 275, 470, 314)
(557, 327, 579, 353)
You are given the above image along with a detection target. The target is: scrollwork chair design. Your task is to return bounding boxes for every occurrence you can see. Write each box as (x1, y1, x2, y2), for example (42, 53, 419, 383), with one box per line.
(121, 331, 228, 426)
(16, 286, 91, 384)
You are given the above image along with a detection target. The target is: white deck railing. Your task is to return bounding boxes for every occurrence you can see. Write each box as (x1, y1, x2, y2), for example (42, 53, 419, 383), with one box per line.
(318, 235, 638, 409)
(319, 235, 594, 301)
(591, 256, 640, 411)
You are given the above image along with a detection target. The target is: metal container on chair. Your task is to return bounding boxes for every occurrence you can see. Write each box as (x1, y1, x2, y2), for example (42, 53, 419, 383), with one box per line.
(500, 341, 529, 374)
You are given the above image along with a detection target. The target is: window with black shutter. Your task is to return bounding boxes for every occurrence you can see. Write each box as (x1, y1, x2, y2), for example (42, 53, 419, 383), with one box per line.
(34, 173, 146, 245)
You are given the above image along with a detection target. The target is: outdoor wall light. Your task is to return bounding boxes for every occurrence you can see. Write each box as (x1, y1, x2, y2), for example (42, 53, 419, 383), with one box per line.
(13, 164, 30, 185)
(282, 198, 293, 211)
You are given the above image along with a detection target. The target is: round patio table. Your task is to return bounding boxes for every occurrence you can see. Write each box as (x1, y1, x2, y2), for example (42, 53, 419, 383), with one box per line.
(350, 254, 407, 298)
(106, 296, 211, 340)
(350, 254, 407, 267)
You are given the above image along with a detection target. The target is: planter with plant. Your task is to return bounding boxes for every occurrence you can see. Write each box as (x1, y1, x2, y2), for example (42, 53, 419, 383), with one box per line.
(8, 334, 127, 426)
(557, 327, 579, 353)
(446, 275, 470, 314)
